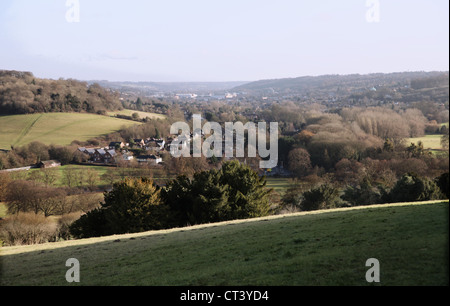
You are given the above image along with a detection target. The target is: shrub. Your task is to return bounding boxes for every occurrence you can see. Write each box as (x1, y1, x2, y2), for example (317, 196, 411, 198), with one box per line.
(0, 213, 57, 246)
(300, 183, 340, 211)
(436, 172, 449, 199)
(385, 173, 444, 203)
(69, 208, 109, 239)
(70, 177, 167, 238)
(56, 212, 82, 241)
(162, 161, 273, 226)
(342, 179, 386, 206)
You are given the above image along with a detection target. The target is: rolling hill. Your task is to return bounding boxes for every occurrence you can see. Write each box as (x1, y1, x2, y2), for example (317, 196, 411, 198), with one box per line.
(232, 71, 449, 96)
(1, 200, 448, 287)
(0, 112, 142, 150)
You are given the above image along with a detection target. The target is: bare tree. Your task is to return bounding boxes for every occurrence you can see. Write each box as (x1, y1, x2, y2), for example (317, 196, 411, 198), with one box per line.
(86, 168, 99, 191)
(288, 148, 312, 178)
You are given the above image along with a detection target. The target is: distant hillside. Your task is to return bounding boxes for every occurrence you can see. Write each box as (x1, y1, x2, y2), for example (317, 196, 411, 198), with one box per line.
(0, 70, 122, 115)
(91, 80, 250, 95)
(232, 71, 449, 96)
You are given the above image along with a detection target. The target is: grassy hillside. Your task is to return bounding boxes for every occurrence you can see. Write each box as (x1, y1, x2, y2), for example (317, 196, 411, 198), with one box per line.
(408, 135, 444, 150)
(0, 113, 142, 150)
(108, 109, 167, 120)
(1, 201, 448, 286)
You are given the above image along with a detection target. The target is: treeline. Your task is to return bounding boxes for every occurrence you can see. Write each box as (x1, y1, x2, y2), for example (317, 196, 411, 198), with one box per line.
(411, 74, 449, 90)
(255, 102, 450, 172)
(0, 70, 122, 115)
(0, 161, 275, 242)
(281, 172, 448, 213)
(0, 141, 88, 170)
(0, 169, 103, 245)
(120, 97, 171, 115)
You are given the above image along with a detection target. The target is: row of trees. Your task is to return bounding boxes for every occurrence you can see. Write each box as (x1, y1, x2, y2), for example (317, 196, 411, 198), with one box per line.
(0, 141, 87, 170)
(69, 161, 274, 238)
(276, 105, 448, 173)
(0, 171, 102, 217)
(0, 70, 122, 115)
(282, 172, 448, 212)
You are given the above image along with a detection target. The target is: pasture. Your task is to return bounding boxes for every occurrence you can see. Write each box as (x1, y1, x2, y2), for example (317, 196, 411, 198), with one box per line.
(1, 200, 448, 286)
(265, 177, 291, 195)
(108, 109, 166, 120)
(0, 113, 142, 150)
(408, 134, 444, 150)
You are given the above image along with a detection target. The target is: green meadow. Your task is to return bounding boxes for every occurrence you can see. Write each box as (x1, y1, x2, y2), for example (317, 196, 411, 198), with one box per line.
(0, 113, 142, 150)
(108, 109, 167, 120)
(1, 201, 448, 286)
(265, 177, 291, 195)
(408, 134, 444, 151)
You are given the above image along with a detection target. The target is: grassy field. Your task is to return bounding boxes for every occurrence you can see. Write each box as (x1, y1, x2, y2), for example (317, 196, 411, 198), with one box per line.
(1, 200, 448, 286)
(265, 177, 291, 195)
(408, 134, 444, 150)
(0, 113, 142, 150)
(108, 109, 167, 120)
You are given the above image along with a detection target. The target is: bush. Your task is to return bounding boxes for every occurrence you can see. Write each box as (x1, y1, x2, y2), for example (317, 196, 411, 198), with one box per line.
(0, 213, 57, 246)
(300, 183, 340, 211)
(70, 177, 167, 238)
(69, 208, 109, 239)
(385, 173, 444, 203)
(436, 172, 449, 199)
(342, 179, 386, 206)
(56, 213, 82, 241)
(162, 161, 273, 226)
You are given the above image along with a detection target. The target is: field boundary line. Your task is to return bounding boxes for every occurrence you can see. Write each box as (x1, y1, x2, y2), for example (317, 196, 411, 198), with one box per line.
(12, 114, 43, 147)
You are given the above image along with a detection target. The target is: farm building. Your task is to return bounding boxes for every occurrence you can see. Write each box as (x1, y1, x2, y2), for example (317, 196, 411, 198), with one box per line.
(38, 160, 61, 169)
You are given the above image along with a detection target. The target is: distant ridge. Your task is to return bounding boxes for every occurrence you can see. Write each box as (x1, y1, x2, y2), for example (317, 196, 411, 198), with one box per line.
(89, 80, 251, 94)
(231, 71, 449, 95)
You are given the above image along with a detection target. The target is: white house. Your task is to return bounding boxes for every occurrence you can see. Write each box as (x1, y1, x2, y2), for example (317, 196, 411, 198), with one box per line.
(136, 155, 162, 165)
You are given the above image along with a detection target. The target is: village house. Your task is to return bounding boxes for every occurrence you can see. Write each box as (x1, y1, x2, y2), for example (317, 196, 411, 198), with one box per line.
(133, 139, 146, 147)
(146, 138, 166, 153)
(93, 149, 117, 164)
(109, 142, 125, 150)
(136, 154, 162, 165)
(121, 153, 134, 161)
(78, 147, 96, 156)
(37, 160, 61, 169)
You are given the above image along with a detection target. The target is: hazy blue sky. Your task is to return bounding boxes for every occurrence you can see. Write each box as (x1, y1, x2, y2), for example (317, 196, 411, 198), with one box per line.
(0, 0, 448, 82)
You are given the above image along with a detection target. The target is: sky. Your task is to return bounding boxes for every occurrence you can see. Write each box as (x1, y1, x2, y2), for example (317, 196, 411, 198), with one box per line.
(0, 0, 449, 82)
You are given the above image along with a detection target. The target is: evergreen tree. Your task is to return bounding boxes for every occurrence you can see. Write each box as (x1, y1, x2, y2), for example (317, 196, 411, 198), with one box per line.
(386, 173, 443, 203)
(70, 177, 168, 238)
(300, 183, 340, 211)
(436, 172, 449, 199)
(161, 161, 273, 226)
